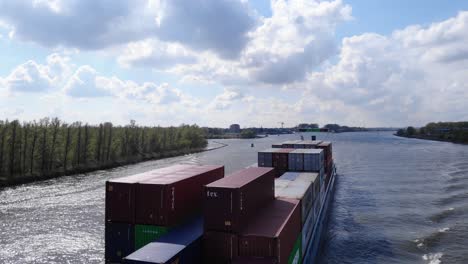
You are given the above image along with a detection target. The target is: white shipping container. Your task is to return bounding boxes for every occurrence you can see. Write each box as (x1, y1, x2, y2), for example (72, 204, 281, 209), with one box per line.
(276, 172, 319, 224)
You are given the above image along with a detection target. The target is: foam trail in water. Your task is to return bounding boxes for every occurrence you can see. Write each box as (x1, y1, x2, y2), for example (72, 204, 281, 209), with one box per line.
(422, 253, 443, 264)
(438, 227, 450, 233)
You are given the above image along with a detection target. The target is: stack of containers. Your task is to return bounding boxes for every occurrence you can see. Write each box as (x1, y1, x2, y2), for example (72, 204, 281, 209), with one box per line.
(203, 167, 276, 263)
(275, 172, 320, 261)
(317, 142, 333, 189)
(281, 140, 302, 148)
(258, 148, 275, 167)
(299, 140, 322, 149)
(258, 148, 294, 177)
(124, 217, 204, 264)
(236, 198, 301, 264)
(105, 165, 224, 263)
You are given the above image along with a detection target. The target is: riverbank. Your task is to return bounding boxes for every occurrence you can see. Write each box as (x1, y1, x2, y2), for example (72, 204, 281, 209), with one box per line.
(0, 144, 228, 188)
(394, 133, 468, 145)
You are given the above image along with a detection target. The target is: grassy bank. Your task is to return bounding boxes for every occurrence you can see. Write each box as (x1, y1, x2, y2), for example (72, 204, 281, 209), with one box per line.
(0, 147, 206, 188)
(395, 133, 468, 145)
(0, 118, 208, 188)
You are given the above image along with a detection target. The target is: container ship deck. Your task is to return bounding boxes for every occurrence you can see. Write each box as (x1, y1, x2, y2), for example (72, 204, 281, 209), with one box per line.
(105, 138, 337, 264)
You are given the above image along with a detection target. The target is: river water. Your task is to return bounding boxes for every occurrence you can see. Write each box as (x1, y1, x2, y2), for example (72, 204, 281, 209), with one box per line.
(1, 132, 468, 264)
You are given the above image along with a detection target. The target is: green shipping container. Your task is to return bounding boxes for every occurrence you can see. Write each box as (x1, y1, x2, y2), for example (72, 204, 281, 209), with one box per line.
(288, 234, 302, 264)
(134, 225, 170, 250)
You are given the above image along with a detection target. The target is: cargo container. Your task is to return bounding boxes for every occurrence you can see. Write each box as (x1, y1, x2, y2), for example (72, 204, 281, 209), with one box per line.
(271, 144, 283, 148)
(238, 198, 301, 264)
(106, 174, 157, 224)
(299, 140, 322, 148)
(281, 140, 302, 148)
(106, 165, 203, 223)
(303, 165, 336, 264)
(105, 222, 134, 263)
(276, 172, 319, 224)
(287, 150, 304, 171)
(125, 217, 203, 264)
(135, 165, 224, 226)
(232, 233, 301, 264)
(134, 224, 170, 250)
(272, 148, 294, 176)
(302, 149, 324, 172)
(258, 148, 275, 167)
(317, 141, 332, 164)
(203, 231, 239, 263)
(204, 167, 275, 233)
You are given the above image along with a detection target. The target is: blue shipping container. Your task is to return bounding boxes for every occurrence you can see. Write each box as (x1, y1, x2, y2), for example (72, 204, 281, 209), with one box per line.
(124, 217, 203, 264)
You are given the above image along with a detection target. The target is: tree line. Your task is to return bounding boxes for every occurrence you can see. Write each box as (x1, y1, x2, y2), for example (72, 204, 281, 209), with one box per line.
(0, 118, 207, 184)
(396, 122, 468, 143)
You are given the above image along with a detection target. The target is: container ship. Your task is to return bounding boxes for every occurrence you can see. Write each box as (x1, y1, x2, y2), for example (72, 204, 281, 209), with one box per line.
(105, 138, 337, 264)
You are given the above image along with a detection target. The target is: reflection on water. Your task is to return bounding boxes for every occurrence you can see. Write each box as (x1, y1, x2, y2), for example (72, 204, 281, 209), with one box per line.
(1, 132, 468, 263)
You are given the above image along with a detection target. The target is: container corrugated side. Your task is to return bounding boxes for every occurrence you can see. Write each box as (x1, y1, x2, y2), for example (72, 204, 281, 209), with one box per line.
(125, 217, 203, 264)
(238, 198, 301, 264)
(203, 231, 239, 264)
(303, 149, 324, 172)
(275, 172, 318, 225)
(134, 224, 170, 250)
(135, 165, 224, 226)
(106, 173, 159, 223)
(105, 222, 134, 263)
(204, 167, 275, 233)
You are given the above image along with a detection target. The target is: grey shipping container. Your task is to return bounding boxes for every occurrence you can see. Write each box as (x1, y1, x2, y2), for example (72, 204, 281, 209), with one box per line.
(258, 148, 275, 167)
(204, 167, 275, 233)
(287, 149, 307, 171)
(238, 198, 301, 264)
(302, 149, 324, 172)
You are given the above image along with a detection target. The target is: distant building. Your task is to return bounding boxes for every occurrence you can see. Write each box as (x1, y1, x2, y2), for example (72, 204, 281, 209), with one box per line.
(229, 124, 241, 133)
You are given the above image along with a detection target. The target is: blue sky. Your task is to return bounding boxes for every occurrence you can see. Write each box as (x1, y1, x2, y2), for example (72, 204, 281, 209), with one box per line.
(0, 0, 468, 127)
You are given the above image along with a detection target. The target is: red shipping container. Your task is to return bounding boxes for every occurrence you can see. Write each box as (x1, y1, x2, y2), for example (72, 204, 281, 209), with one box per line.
(272, 149, 294, 176)
(204, 167, 275, 233)
(238, 198, 301, 264)
(232, 257, 276, 264)
(135, 165, 224, 226)
(317, 141, 333, 165)
(203, 231, 239, 264)
(106, 173, 162, 223)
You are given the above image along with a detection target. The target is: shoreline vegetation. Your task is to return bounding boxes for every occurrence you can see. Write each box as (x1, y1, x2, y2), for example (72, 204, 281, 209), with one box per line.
(0, 118, 207, 188)
(396, 122, 468, 144)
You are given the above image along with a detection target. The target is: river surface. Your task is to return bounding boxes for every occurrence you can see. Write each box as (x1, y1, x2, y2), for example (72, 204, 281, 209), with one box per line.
(1, 132, 468, 264)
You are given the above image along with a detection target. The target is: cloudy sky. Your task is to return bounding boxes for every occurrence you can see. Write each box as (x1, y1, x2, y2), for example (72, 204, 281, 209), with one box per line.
(1, 0, 468, 128)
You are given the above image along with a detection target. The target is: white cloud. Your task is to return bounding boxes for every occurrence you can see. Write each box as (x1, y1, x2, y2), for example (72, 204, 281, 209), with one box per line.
(0, 60, 54, 94)
(208, 88, 245, 110)
(167, 0, 352, 86)
(117, 39, 197, 69)
(62, 64, 194, 107)
(0, 0, 257, 60)
(64, 66, 113, 98)
(0, 0, 154, 49)
(154, 0, 257, 59)
(300, 11, 468, 126)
